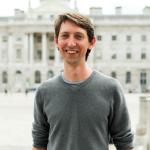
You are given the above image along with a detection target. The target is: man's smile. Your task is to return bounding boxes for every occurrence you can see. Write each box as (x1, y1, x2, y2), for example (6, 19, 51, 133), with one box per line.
(65, 49, 79, 54)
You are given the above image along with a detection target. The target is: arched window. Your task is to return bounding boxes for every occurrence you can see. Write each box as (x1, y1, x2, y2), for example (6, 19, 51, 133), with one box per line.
(15, 70, 22, 82)
(47, 70, 54, 78)
(140, 72, 147, 92)
(126, 71, 131, 84)
(2, 71, 8, 84)
(16, 70, 21, 74)
(140, 72, 146, 85)
(35, 71, 41, 83)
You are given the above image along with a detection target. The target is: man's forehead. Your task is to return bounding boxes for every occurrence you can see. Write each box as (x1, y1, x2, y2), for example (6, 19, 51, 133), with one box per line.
(59, 21, 86, 33)
(60, 20, 78, 27)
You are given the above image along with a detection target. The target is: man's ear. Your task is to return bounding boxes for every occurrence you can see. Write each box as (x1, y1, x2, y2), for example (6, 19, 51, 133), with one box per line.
(54, 37, 58, 45)
(54, 37, 59, 51)
(89, 36, 96, 49)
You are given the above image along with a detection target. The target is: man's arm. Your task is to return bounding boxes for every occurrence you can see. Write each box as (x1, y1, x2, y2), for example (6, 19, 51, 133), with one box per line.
(109, 80, 134, 150)
(32, 147, 47, 150)
(32, 89, 49, 150)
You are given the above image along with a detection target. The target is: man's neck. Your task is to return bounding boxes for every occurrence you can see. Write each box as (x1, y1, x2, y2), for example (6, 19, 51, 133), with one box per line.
(63, 63, 92, 82)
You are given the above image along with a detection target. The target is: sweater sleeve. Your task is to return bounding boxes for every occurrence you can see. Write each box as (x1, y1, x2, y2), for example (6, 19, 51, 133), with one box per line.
(32, 87, 50, 148)
(109, 80, 134, 150)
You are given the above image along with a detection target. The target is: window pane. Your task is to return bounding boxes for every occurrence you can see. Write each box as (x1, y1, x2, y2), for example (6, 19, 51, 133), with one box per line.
(111, 54, 117, 59)
(16, 49, 22, 59)
(47, 70, 54, 78)
(141, 53, 146, 59)
(111, 72, 116, 78)
(126, 72, 131, 83)
(112, 35, 117, 41)
(2, 36, 8, 42)
(141, 35, 147, 41)
(126, 35, 131, 41)
(2, 71, 8, 83)
(126, 53, 132, 59)
(97, 35, 102, 41)
(35, 71, 41, 83)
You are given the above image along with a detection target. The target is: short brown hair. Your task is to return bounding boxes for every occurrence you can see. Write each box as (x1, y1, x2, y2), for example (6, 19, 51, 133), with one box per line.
(54, 12, 95, 60)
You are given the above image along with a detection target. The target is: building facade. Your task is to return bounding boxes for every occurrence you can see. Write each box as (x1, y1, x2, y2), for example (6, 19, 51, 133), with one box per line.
(0, 0, 150, 93)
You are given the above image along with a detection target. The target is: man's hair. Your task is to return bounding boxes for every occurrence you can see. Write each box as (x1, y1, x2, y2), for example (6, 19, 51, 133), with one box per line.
(54, 12, 95, 61)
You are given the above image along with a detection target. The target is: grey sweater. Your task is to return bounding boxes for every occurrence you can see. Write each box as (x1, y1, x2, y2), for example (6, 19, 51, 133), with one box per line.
(32, 70, 134, 150)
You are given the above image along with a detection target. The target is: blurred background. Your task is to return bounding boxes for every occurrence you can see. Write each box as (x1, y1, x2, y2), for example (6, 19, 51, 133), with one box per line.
(0, 0, 150, 149)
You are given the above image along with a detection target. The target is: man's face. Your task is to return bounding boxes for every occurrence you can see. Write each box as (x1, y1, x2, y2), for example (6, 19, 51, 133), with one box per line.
(55, 20, 95, 66)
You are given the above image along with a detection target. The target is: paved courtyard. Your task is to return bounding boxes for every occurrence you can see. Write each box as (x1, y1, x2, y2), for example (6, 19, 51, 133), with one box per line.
(0, 92, 142, 150)
(0, 93, 34, 150)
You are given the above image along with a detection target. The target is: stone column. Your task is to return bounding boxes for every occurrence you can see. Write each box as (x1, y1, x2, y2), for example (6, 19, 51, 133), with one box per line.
(7, 33, 13, 92)
(147, 97, 150, 149)
(54, 46, 60, 66)
(89, 48, 94, 67)
(139, 96, 147, 126)
(42, 32, 47, 64)
(8, 33, 13, 65)
(24, 33, 29, 64)
(135, 96, 150, 150)
(29, 33, 34, 64)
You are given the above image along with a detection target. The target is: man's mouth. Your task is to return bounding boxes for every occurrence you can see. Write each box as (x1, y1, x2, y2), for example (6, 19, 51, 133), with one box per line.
(65, 49, 79, 54)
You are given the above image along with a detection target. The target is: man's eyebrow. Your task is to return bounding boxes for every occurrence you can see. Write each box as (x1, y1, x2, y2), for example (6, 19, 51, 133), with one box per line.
(59, 31, 85, 35)
(59, 32, 69, 34)
(75, 32, 85, 37)
(75, 32, 84, 34)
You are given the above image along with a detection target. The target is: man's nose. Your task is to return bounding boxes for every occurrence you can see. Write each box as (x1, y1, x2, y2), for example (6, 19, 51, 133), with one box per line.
(67, 37, 76, 47)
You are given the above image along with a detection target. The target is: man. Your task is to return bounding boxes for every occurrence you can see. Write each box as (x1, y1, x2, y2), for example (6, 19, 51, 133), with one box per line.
(32, 12, 134, 150)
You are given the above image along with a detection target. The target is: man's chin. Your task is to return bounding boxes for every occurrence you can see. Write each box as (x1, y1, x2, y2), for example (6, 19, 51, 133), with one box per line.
(65, 59, 79, 66)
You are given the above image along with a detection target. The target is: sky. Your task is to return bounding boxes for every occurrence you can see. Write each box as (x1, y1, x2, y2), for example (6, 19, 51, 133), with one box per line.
(0, 0, 150, 16)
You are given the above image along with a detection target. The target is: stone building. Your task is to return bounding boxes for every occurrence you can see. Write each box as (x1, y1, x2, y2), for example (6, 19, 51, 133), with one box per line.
(0, 0, 150, 93)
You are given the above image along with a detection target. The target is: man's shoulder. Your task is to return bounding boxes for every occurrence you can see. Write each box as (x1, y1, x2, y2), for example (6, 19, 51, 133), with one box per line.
(94, 71, 118, 86)
(38, 74, 61, 91)
(93, 70, 123, 93)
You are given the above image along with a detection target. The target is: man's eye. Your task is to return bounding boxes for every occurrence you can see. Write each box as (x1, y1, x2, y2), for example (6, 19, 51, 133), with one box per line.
(61, 34, 68, 39)
(75, 35, 83, 40)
